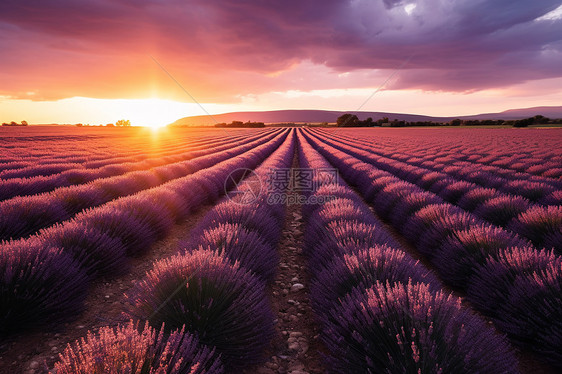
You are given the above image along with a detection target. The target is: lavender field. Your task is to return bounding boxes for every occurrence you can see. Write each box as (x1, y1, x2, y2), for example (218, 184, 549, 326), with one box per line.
(1, 126, 561, 373)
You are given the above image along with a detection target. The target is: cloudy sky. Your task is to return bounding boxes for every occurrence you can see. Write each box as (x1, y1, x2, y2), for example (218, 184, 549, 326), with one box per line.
(1, 0, 561, 126)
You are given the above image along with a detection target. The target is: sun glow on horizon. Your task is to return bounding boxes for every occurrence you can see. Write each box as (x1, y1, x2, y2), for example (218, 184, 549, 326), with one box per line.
(0, 96, 241, 127)
(2, 74, 562, 127)
(112, 98, 197, 128)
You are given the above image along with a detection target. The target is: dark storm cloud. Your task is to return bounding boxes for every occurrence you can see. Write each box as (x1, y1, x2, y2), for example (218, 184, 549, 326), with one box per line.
(0, 0, 561, 100)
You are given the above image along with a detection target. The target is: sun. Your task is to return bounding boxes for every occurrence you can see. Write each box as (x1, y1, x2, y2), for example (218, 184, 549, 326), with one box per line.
(116, 98, 191, 128)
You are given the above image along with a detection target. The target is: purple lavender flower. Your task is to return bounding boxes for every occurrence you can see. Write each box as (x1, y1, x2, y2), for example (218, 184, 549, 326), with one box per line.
(438, 181, 475, 204)
(181, 222, 278, 282)
(503, 180, 555, 202)
(197, 202, 281, 246)
(363, 175, 401, 202)
(124, 250, 274, 369)
(415, 171, 443, 189)
(78, 206, 157, 256)
(539, 190, 562, 206)
(509, 205, 562, 253)
(457, 187, 497, 212)
(436, 226, 528, 289)
(310, 245, 441, 316)
(389, 191, 443, 230)
(323, 282, 519, 373)
(467, 246, 559, 318)
(402, 204, 463, 244)
(488, 256, 562, 368)
(473, 195, 531, 227)
(53, 321, 224, 373)
(308, 221, 398, 270)
(0, 239, 88, 335)
(302, 184, 361, 219)
(39, 221, 129, 278)
(0, 195, 69, 241)
(372, 182, 417, 219)
(115, 196, 176, 241)
(416, 213, 480, 259)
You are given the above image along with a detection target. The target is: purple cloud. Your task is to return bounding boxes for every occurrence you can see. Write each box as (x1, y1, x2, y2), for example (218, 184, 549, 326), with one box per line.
(0, 0, 561, 101)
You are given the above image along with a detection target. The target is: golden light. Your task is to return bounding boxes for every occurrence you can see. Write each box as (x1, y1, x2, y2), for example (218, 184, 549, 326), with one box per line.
(117, 98, 191, 128)
(0, 96, 242, 127)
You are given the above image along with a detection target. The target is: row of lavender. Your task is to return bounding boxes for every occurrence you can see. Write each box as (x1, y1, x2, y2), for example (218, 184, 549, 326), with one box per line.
(0, 130, 257, 178)
(311, 129, 562, 254)
(304, 130, 562, 368)
(52, 130, 296, 372)
(337, 128, 561, 179)
(0, 130, 271, 200)
(0, 130, 288, 337)
(0, 133, 182, 167)
(0, 127, 223, 166)
(321, 129, 561, 197)
(324, 129, 562, 199)
(416, 133, 562, 179)
(0, 133, 212, 177)
(0, 130, 282, 241)
(295, 131, 518, 373)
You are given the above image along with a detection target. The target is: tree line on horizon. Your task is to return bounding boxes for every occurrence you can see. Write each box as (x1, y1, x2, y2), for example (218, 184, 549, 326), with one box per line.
(1, 120, 133, 127)
(335, 114, 562, 128)
(4, 115, 561, 129)
(2, 121, 28, 127)
(76, 119, 132, 127)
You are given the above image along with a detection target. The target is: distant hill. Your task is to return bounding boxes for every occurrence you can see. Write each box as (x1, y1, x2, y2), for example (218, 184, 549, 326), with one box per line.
(462, 106, 562, 120)
(169, 106, 562, 126)
(170, 110, 436, 126)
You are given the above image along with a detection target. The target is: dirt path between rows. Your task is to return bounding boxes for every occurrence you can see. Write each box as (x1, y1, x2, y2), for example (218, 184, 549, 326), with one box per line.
(0, 203, 216, 374)
(249, 151, 326, 374)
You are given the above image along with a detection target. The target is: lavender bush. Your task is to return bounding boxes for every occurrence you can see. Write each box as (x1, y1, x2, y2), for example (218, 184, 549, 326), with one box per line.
(401, 204, 463, 247)
(467, 246, 559, 318)
(301, 185, 361, 219)
(436, 226, 528, 289)
(323, 282, 519, 374)
(124, 250, 274, 369)
(304, 198, 374, 252)
(308, 221, 397, 270)
(115, 197, 176, 241)
(468, 247, 562, 368)
(473, 195, 531, 227)
(0, 196, 68, 241)
(53, 321, 224, 373)
(509, 205, 562, 253)
(52, 185, 107, 213)
(80, 206, 157, 256)
(181, 223, 278, 282)
(197, 203, 280, 246)
(457, 187, 497, 212)
(540, 190, 562, 206)
(310, 245, 441, 315)
(145, 187, 191, 221)
(372, 182, 416, 219)
(415, 213, 479, 258)
(389, 191, 443, 230)
(0, 239, 88, 334)
(39, 222, 129, 277)
(494, 261, 562, 368)
(503, 180, 555, 202)
(438, 180, 474, 204)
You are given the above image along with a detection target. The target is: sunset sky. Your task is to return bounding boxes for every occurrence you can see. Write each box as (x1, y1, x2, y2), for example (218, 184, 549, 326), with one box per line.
(1, 1, 562, 127)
